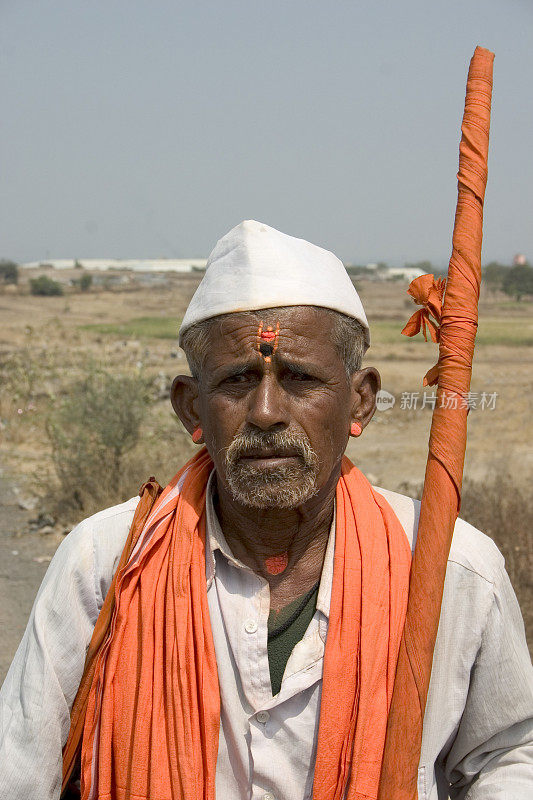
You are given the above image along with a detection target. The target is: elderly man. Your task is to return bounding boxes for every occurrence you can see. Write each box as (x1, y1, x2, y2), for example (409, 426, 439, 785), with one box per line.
(1, 221, 532, 800)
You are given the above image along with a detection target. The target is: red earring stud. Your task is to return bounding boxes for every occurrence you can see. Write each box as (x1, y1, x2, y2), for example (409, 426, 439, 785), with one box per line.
(191, 427, 203, 444)
(350, 421, 362, 437)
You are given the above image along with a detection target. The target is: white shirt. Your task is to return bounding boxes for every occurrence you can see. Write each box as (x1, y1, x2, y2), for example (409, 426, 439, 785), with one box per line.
(0, 481, 532, 799)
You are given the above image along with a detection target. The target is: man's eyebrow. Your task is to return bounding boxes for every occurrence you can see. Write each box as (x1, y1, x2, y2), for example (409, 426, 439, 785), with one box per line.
(211, 357, 324, 381)
(276, 358, 323, 377)
(213, 361, 258, 380)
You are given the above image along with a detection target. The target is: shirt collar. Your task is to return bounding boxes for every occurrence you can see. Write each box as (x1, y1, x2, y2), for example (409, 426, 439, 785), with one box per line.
(204, 470, 335, 620)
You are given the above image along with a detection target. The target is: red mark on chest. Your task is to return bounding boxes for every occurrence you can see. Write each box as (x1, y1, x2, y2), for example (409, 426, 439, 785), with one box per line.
(264, 552, 289, 575)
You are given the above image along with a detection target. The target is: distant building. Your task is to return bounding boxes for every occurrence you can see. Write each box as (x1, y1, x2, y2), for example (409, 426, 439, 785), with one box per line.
(345, 263, 426, 282)
(385, 266, 427, 281)
(20, 258, 207, 273)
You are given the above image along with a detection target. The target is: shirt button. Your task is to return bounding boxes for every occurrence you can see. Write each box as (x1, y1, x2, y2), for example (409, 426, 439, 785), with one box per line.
(244, 619, 258, 634)
(256, 710, 270, 724)
(262, 794, 275, 800)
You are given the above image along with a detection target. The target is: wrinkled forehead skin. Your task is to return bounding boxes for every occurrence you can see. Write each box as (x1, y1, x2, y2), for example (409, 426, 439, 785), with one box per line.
(199, 306, 345, 380)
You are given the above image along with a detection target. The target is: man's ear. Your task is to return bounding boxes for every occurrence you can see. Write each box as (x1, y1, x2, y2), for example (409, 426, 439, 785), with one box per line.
(349, 367, 381, 430)
(170, 375, 200, 434)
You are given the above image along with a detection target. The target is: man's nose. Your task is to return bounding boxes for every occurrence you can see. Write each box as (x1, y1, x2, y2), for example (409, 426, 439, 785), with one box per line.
(246, 373, 289, 431)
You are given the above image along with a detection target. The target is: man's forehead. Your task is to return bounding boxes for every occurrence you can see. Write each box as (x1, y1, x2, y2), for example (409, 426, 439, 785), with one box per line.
(202, 307, 337, 367)
(215, 307, 334, 345)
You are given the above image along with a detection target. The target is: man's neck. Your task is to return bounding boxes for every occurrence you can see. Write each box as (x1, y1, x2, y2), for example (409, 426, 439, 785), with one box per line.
(214, 468, 339, 610)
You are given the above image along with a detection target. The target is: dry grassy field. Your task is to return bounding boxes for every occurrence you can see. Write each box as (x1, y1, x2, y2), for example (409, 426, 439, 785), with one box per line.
(0, 269, 531, 665)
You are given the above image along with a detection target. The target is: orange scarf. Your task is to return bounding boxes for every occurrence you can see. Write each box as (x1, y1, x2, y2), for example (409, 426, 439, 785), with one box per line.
(80, 450, 411, 800)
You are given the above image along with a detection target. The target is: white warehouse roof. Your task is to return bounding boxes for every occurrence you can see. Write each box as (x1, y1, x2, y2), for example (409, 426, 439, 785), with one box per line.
(20, 258, 207, 273)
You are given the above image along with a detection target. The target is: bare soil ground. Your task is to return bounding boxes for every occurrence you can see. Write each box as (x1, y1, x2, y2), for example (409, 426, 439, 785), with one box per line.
(0, 471, 60, 681)
(1, 271, 531, 680)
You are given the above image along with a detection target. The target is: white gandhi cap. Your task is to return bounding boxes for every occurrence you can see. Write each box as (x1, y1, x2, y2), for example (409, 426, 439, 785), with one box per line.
(179, 220, 370, 350)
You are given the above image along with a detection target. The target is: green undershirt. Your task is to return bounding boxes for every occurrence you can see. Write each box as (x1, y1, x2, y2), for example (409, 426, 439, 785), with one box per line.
(267, 582, 320, 696)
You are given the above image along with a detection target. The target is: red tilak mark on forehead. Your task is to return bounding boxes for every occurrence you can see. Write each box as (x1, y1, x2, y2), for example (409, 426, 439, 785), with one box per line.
(265, 553, 289, 575)
(256, 321, 280, 363)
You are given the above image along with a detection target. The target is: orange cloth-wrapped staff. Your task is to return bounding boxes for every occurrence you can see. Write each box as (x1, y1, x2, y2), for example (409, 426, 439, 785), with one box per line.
(378, 46, 494, 799)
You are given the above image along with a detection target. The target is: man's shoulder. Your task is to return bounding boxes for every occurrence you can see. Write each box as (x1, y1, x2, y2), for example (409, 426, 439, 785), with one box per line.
(81, 495, 141, 528)
(58, 496, 141, 603)
(68, 495, 141, 549)
(374, 485, 504, 585)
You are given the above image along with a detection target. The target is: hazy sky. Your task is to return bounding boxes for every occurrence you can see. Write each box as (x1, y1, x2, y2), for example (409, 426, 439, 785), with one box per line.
(1, 0, 532, 266)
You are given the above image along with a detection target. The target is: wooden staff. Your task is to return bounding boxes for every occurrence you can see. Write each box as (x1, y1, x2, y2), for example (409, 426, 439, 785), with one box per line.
(378, 46, 495, 799)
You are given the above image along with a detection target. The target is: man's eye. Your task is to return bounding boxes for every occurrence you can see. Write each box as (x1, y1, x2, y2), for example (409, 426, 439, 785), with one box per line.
(223, 373, 252, 385)
(288, 372, 317, 382)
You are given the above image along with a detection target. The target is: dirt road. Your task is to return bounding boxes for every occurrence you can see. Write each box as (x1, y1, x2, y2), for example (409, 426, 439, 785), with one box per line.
(0, 472, 60, 684)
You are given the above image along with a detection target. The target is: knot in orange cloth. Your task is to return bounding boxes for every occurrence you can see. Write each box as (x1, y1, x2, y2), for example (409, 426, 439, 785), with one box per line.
(401, 274, 446, 386)
(79, 450, 411, 800)
(401, 274, 446, 344)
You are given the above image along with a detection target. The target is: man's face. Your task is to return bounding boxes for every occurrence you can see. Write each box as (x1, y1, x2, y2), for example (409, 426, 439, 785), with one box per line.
(174, 306, 376, 509)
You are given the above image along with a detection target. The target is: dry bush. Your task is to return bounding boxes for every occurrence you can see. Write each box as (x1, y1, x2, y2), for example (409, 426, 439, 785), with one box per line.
(42, 367, 197, 522)
(0, 339, 58, 420)
(460, 474, 533, 651)
(45, 368, 152, 518)
(132, 417, 196, 489)
(396, 474, 533, 652)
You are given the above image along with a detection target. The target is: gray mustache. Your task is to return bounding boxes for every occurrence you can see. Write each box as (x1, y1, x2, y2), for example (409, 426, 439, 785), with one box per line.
(225, 430, 318, 467)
